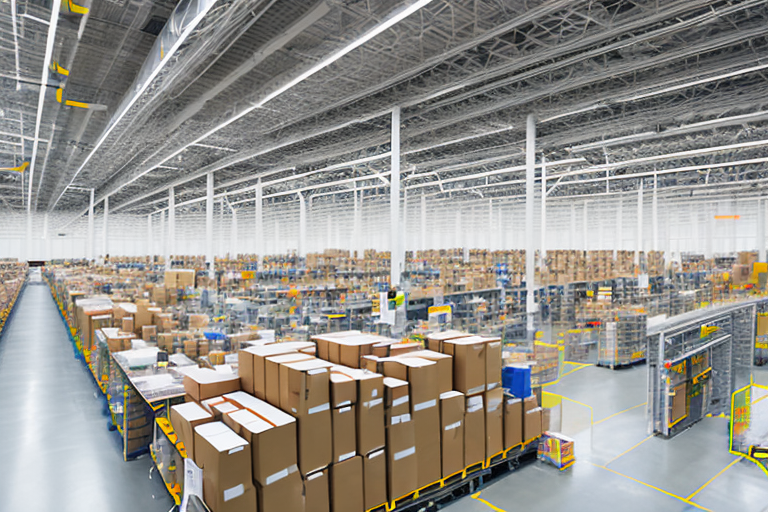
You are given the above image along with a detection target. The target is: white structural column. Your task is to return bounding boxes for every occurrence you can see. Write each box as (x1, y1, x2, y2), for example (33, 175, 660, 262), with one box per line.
(390, 107, 402, 287)
(298, 192, 307, 257)
(569, 204, 576, 249)
(488, 199, 494, 251)
(255, 178, 263, 268)
(102, 196, 109, 257)
(87, 188, 95, 260)
(421, 194, 427, 252)
(354, 190, 362, 257)
(43, 213, 49, 261)
(25, 212, 32, 261)
(160, 211, 166, 264)
(230, 206, 238, 258)
(525, 113, 536, 333)
(761, 198, 767, 262)
(705, 204, 714, 259)
(636, 181, 644, 267)
(616, 196, 623, 257)
(455, 209, 462, 249)
(652, 175, 659, 252)
(168, 187, 175, 260)
(540, 156, 547, 271)
(206, 172, 214, 278)
(147, 214, 153, 260)
(691, 203, 699, 256)
(582, 201, 589, 251)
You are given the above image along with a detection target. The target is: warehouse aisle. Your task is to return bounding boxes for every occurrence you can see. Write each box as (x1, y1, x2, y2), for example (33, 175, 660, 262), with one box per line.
(448, 365, 768, 512)
(0, 284, 172, 512)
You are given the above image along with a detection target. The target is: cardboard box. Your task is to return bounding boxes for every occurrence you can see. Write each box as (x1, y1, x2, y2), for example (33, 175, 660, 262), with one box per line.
(444, 337, 486, 396)
(193, 422, 257, 512)
(141, 324, 157, 341)
(386, 414, 418, 501)
(484, 388, 504, 458)
(279, 359, 333, 416)
(265, 353, 315, 407)
(362, 449, 387, 510)
(257, 470, 304, 512)
(330, 371, 357, 408)
(503, 395, 523, 450)
(464, 395, 485, 466)
(211, 401, 241, 422)
(440, 391, 464, 477)
(239, 342, 315, 399)
(332, 405, 357, 463)
(330, 455, 364, 512)
(381, 357, 438, 412)
(336, 337, 381, 369)
(304, 468, 330, 512)
(523, 395, 538, 413)
(312, 331, 363, 361)
(121, 317, 134, 334)
(524, 407, 543, 442)
(397, 350, 453, 394)
(158, 332, 173, 352)
(183, 368, 240, 402)
(200, 396, 227, 415)
(221, 391, 298, 486)
(484, 338, 502, 391)
(426, 330, 470, 353)
(336, 367, 385, 456)
(413, 404, 441, 488)
(383, 377, 410, 421)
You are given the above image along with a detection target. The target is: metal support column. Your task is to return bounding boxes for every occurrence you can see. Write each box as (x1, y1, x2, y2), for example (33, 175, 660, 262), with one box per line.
(525, 113, 536, 334)
(582, 201, 589, 252)
(390, 107, 402, 288)
(540, 156, 547, 271)
(354, 189, 362, 257)
(616, 195, 623, 257)
(636, 181, 644, 268)
(758, 198, 765, 262)
(298, 192, 307, 258)
(652, 174, 659, 252)
(230, 206, 238, 258)
(102, 195, 109, 258)
(168, 187, 175, 263)
(488, 199, 494, 251)
(88, 188, 94, 261)
(147, 214, 153, 260)
(255, 178, 263, 269)
(420, 193, 427, 252)
(43, 213, 49, 261)
(206, 172, 214, 278)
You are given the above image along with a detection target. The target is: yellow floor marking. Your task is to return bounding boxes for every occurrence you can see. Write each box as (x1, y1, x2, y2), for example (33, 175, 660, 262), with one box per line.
(594, 402, 648, 425)
(604, 435, 652, 466)
(686, 457, 741, 501)
(471, 491, 506, 512)
(591, 463, 713, 512)
(542, 363, 593, 387)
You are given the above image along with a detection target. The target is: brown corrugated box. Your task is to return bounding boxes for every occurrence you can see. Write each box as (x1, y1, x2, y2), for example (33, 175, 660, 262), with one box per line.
(413, 404, 441, 488)
(383, 377, 410, 422)
(484, 338, 502, 391)
(464, 394, 485, 466)
(523, 395, 538, 413)
(444, 337, 486, 396)
(332, 405, 357, 463)
(524, 407, 543, 442)
(142, 324, 157, 342)
(304, 468, 330, 512)
(121, 317, 134, 334)
(239, 342, 315, 398)
(258, 470, 304, 512)
(386, 413, 418, 502)
(380, 357, 438, 411)
(503, 395, 522, 449)
(183, 368, 240, 402)
(312, 331, 363, 361)
(362, 449, 387, 510)
(439, 391, 464, 477)
(265, 353, 315, 406)
(211, 400, 241, 423)
(193, 422, 257, 512)
(396, 350, 453, 394)
(330, 371, 357, 408)
(484, 388, 504, 458)
(330, 455, 364, 512)
(335, 367, 385, 456)
(426, 330, 470, 353)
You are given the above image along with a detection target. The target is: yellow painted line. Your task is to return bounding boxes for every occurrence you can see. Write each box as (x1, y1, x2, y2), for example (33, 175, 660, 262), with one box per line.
(594, 402, 647, 425)
(542, 363, 592, 387)
(686, 457, 741, 500)
(471, 492, 506, 512)
(592, 463, 712, 511)
(605, 435, 652, 466)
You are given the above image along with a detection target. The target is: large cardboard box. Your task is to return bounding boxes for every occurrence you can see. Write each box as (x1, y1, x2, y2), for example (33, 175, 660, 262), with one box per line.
(397, 350, 453, 394)
(362, 449, 387, 511)
(312, 331, 363, 361)
(257, 470, 304, 512)
(183, 368, 240, 402)
(523, 395, 538, 413)
(503, 395, 523, 450)
(176, 269, 196, 288)
(330, 371, 357, 408)
(221, 396, 298, 487)
(484, 338, 502, 391)
(464, 395, 485, 466)
(304, 468, 330, 512)
(439, 391, 464, 477)
(524, 407, 543, 442)
(381, 357, 438, 413)
(338, 338, 381, 369)
(193, 422, 257, 512)
(265, 353, 315, 407)
(426, 330, 470, 353)
(386, 414, 418, 502)
(383, 377, 410, 422)
(413, 404, 441, 488)
(484, 388, 504, 458)
(332, 405, 357, 463)
(330, 455, 364, 512)
(444, 337, 486, 396)
(239, 342, 314, 398)
(336, 367, 385, 456)
(170, 402, 213, 460)
(211, 401, 240, 422)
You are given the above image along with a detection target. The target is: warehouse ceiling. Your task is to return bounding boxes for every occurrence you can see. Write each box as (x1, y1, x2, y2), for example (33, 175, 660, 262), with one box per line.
(2, 0, 768, 224)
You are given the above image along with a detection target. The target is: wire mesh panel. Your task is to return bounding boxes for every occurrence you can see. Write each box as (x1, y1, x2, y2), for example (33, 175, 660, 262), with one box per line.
(730, 384, 768, 478)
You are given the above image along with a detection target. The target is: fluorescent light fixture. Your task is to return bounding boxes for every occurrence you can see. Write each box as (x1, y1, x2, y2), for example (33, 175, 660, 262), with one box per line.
(191, 143, 237, 152)
(22, 13, 49, 25)
(156, 165, 181, 170)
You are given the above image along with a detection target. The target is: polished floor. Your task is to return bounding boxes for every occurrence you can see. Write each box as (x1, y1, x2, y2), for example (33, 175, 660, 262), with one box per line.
(0, 284, 173, 512)
(448, 363, 768, 512)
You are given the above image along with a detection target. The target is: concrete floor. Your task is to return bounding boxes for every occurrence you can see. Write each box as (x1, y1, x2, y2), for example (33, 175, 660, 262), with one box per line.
(448, 362, 768, 512)
(0, 284, 173, 512)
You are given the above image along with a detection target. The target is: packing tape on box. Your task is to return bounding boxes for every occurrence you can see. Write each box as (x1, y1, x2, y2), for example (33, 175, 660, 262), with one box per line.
(468, 385, 486, 395)
(369, 449, 385, 459)
(339, 451, 356, 462)
(308, 403, 330, 415)
(307, 470, 325, 481)
(223, 484, 244, 502)
(266, 464, 298, 485)
(487, 382, 500, 390)
(444, 421, 462, 431)
(414, 399, 437, 412)
(488, 342, 501, 348)
(467, 404, 483, 413)
(227, 446, 245, 455)
(394, 446, 416, 461)
(391, 413, 411, 425)
(392, 395, 409, 407)
(339, 406, 352, 414)
(308, 368, 328, 375)
(364, 398, 383, 409)
(338, 400, 352, 407)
